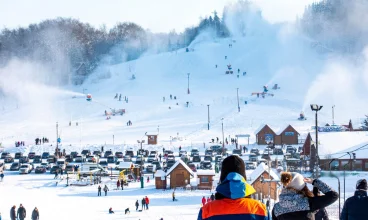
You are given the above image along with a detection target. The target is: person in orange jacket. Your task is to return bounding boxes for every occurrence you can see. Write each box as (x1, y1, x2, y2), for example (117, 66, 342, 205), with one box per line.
(145, 196, 150, 210)
(198, 155, 270, 220)
(201, 196, 206, 206)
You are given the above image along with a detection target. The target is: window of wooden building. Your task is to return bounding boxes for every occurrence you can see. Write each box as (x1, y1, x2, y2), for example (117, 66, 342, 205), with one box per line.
(201, 177, 209, 183)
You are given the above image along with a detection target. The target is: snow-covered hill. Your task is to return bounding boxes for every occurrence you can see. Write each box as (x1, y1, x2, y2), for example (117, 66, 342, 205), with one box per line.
(1, 20, 368, 155)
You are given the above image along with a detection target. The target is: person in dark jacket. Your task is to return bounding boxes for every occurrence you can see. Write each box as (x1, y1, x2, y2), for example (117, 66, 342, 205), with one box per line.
(313, 187, 329, 220)
(17, 204, 26, 220)
(141, 198, 146, 210)
(210, 193, 215, 201)
(272, 172, 338, 220)
(341, 179, 368, 220)
(10, 205, 16, 220)
(103, 185, 109, 196)
(31, 207, 39, 220)
(98, 185, 102, 196)
(135, 200, 139, 211)
(198, 155, 269, 220)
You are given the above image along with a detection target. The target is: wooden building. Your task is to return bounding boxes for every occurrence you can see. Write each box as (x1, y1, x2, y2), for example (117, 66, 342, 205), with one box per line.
(275, 125, 300, 145)
(147, 134, 158, 145)
(248, 163, 280, 200)
(255, 124, 276, 145)
(155, 170, 167, 189)
(166, 160, 194, 189)
(301, 133, 312, 156)
(196, 170, 216, 190)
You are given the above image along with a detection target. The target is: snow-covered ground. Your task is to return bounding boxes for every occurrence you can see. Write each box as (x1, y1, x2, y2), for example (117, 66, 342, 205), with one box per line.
(1, 10, 368, 220)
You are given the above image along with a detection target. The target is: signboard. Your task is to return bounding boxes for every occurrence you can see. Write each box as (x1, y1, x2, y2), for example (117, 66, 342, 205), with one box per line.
(311, 126, 346, 132)
(285, 132, 294, 136)
(264, 134, 274, 142)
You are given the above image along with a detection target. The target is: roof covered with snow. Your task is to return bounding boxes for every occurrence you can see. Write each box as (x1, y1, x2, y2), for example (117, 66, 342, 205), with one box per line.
(155, 170, 166, 177)
(329, 142, 368, 159)
(254, 124, 269, 135)
(196, 170, 215, 176)
(165, 159, 194, 176)
(248, 162, 279, 185)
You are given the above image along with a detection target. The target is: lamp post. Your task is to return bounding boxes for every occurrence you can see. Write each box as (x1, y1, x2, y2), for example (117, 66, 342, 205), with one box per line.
(332, 105, 335, 125)
(329, 159, 341, 216)
(343, 152, 352, 204)
(237, 88, 240, 112)
(207, 105, 210, 130)
(221, 118, 225, 155)
(137, 139, 145, 189)
(56, 122, 59, 157)
(310, 104, 323, 178)
(187, 73, 190, 94)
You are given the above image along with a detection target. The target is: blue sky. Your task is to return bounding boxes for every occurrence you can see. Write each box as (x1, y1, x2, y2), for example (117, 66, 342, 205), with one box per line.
(0, 0, 316, 32)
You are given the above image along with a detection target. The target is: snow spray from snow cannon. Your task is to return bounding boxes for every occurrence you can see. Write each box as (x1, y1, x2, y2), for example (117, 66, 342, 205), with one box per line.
(86, 94, 92, 101)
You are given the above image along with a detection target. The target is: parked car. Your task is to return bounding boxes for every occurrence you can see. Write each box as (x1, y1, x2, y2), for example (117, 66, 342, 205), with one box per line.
(146, 164, 156, 173)
(200, 161, 212, 170)
(41, 162, 51, 170)
(179, 151, 187, 157)
(150, 151, 158, 156)
(115, 151, 124, 158)
(250, 148, 260, 155)
(65, 155, 73, 163)
(166, 160, 176, 170)
(167, 154, 175, 161)
(232, 149, 242, 156)
(1, 152, 10, 159)
(249, 154, 258, 162)
(50, 165, 62, 174)
(135, 156, 144, 165)
(70, 151, 78, 158)
(33, 155, 42, 163)
(47, 155, 57, 163)
(190, 148, 199, 156)
(19, 164, 32, 174)
(187, 162, 197, 172)
(4, 156, 14, 163)
(28, 152, 36, 159)
(263, 148, 273, 155)
(93, 150, 101, 157)
(192, 155, 201, 162)
(56, 159, 66, 169)
(246, 162, 256, 170)
(215, 155, 222, 163)
(14, 152, 23, 159)
(19, 156, 29, 163)
(87, 155, 98, 163)
(125, 150, 134, 157)
(65, 164, 75, 173)
(205, 149, 215, 156)
(10, 162, 21, 171)
(147, 155, 157, 163)
(41, 152, 50, 159)
(35, 165, 47, 174)
(74, 155, 85, 163)
(123, 155, 132, 162)
(99, 160, 108, 168)
(273, 148, 284, 155)
(164, 150, 173, 157)
(107, 156, 116, 164)
(104, 150, 113, 158)
(204, 155, 213, 162)
(81, 149, 91, 157)
(152, 161, 162, 170)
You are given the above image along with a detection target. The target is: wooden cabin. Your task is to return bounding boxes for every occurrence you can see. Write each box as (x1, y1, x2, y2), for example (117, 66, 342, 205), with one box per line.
(255, 124, 276, 145)
(197, 170, 215, 190)
(248, 163, 280, 200)
(275, 125, 300, 145)
(301, 133, 312, 156)
(147, 135, 158, 145)
(155, 170, 167, 189)
(166, 160, 194, 189)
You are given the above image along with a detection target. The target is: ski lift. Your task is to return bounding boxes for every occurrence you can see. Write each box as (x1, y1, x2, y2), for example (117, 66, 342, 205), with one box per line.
(86, 94, 92, 101)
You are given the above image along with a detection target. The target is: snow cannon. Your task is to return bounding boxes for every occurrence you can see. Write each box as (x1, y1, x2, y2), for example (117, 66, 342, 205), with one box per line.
(86, 94, 92, 101)
(298, 111, 307, 121)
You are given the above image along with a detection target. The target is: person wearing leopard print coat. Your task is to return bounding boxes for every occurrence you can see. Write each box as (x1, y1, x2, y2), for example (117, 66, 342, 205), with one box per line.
(272, 172, 338, 220)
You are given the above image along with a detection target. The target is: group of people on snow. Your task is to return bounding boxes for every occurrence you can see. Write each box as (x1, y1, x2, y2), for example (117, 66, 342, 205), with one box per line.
(134, 196, 150, 211)
(10, 204, 39, 220)
(98, 185, 109, 196)
(35, 137, 48, 145)
(201, 194, 215, 206)
(126, 120, 132, 126)
(15, 141, 25, 147)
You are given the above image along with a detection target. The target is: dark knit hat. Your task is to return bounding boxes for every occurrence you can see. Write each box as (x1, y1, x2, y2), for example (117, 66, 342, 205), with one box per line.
(220, 155, 246, 182)
(356, 179, 367, 190)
